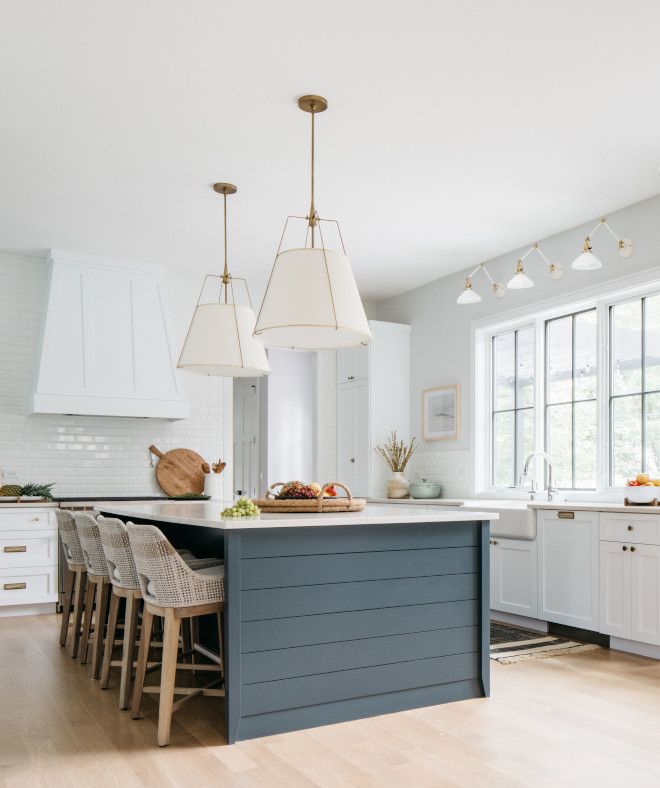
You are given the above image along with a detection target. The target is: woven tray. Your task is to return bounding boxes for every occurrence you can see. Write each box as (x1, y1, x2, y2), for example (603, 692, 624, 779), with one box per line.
(253, 482, 366, 513)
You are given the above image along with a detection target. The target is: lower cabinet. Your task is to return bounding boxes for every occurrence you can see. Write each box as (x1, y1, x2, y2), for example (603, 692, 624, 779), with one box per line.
(537, 510, 599, 630)
(600, 541, 660, 645)
(490, 537, 537, 617)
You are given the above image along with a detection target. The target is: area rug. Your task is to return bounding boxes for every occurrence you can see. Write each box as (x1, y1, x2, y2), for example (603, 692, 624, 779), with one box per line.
(490, 622, 602, 664)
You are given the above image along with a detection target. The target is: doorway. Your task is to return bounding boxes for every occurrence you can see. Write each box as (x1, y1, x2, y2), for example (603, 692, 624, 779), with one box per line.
(232, 378, 261, 498)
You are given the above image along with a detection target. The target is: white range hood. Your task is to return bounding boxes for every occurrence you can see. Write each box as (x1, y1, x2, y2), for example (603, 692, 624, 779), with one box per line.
(31, 250, 189, 419)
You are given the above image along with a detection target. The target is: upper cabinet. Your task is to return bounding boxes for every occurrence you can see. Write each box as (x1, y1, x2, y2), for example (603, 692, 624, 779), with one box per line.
(336, 344, 370, 384)
(31, 251, 189, 419)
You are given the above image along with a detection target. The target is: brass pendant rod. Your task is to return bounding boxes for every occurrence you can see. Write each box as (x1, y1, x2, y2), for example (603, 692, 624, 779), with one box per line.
(310, 107, 316, 247)
(223, 191, 229, 303)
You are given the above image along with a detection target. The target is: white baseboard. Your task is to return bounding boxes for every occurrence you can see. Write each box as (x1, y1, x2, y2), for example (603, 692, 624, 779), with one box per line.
(0, 603, 57, 618)
(490, 610, 549, 633)
(610, 637, 660, 660)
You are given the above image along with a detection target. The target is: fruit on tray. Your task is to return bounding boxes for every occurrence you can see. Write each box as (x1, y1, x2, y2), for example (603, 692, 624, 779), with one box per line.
(309, 482, 322, 496)
(222, 497, 260, 518)
(0, 482, 55, 499)
(323, 484, 337, 497)
(627, 475, 655, 487)
(276, 481, 317, 499)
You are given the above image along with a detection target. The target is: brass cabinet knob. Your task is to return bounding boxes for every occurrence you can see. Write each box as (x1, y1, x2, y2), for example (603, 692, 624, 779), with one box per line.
(622, 545, 628, 551)
(630, 546, 636, 553)
(627, 525, 634, 531)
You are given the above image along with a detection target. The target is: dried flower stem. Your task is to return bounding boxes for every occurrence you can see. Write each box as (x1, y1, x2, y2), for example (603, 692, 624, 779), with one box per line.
(374, 431, 416, 473)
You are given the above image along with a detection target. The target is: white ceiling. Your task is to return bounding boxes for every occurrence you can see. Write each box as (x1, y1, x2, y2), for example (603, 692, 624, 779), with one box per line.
(2, 1, 660, 301)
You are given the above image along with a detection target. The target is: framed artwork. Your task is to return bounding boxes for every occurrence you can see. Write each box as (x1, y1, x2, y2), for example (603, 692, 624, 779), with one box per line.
(422, 384, 460, 440)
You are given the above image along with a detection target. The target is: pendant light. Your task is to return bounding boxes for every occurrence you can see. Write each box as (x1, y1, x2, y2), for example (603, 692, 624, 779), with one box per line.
(254, 95, 371, 350)
(507, 259, 534, 289)
(177, 183, 270, 377)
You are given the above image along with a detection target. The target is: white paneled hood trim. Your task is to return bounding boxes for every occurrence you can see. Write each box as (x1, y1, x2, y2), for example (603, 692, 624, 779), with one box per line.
(31, 250, 189, 419)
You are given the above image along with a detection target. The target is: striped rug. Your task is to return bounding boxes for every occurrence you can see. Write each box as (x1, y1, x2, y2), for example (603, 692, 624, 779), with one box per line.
(490, 622, 602, 664)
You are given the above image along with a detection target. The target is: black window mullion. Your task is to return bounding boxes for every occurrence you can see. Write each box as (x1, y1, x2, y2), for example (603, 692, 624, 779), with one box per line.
(571, 314, 576, 489)
(642, 296, 647, 472)
(513, 329, 518, 486)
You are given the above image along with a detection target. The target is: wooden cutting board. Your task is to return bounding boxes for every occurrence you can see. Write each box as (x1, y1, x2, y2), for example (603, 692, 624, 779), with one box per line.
(149, 445, 206, 496)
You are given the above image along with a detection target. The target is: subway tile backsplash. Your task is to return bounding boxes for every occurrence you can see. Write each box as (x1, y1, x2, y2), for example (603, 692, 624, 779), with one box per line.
(407, 450, 472, 498)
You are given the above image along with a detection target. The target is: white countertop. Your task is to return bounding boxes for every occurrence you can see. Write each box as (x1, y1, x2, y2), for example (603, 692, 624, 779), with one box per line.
(95, 501, 499, 530)
(371, 497, 660, 515)
(0, 501, 58, 508)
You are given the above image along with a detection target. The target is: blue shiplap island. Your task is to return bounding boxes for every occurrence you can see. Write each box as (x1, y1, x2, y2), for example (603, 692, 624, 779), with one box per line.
(98, 501, 497, 743)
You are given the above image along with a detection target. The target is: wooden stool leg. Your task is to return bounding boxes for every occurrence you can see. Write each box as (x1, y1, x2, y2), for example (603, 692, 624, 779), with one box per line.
(69, 570, 86, 658)
(92, 583, 110, 679)
(79, 580, 96, 665)
(158, 609, 181, 747)
(100, 592, 120, 689)
(59, 567, 75, 647)
(119, 595, 139, 710)
(131, 608, 153, 719)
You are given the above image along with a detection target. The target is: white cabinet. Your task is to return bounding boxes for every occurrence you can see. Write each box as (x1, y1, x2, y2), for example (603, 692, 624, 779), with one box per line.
(601, 540, 660, 646)
(336, 321, 411, 499)
(631, 544, 660, 645)
(599, 541, 630, 638)
(490, 537, 537, 618)
(0, 507, 59, 616)
(537, 510, 599, 630)
(336, 345, 369, 384)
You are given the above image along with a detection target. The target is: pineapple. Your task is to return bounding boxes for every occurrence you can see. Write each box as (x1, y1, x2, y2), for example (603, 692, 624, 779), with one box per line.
(0, 485, 22, 497)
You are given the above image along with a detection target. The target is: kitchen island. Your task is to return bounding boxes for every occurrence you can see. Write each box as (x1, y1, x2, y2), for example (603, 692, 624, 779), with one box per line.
(97, 501, 497, 743)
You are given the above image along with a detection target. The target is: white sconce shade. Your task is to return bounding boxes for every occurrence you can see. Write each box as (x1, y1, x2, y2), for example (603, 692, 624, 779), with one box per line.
(178, 303, 270, 377)
(507, 260, 534, 289)
(572, 238, 602, 270)
(255, 248, 371, 349)
(456, 278, 482, 304)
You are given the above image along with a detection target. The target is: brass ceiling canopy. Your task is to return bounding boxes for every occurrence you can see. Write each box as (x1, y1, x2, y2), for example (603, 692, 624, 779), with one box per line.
(212, 182, 237, 195)
(297, 95, 328, 113)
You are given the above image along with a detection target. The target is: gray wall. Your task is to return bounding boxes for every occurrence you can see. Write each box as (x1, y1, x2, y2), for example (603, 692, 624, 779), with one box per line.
(375, 193, 660, 457)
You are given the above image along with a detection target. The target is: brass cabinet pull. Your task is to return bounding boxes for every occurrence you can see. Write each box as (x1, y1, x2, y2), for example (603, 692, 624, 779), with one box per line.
(3, 582, 27, 590)
(3, 546, 27, 553)
(630, 546, 637, 553)
(557, 511, 575, 519)
(622, 545, 628, 551)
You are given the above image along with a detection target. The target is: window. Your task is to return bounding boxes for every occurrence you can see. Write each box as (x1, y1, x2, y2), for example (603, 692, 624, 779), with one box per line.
(476, 278, 660, 496)
(545, 309, 597, 489)
(610, 293, 660, 484)
(491, 327, 534, 486)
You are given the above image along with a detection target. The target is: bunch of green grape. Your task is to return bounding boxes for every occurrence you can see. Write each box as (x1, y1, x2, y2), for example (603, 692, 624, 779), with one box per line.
(221, 497, 261, 519)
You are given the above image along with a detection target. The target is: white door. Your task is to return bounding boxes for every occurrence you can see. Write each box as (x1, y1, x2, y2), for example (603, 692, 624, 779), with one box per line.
(233, 380, 259, 498)
(496, 538, 538, 618)
(336, 345, 370, 384)
(599, 541, 630, 639)
(631, 544, 660, 645)
(336, 381, 370, 497)
(337, 384, 356, 492)
(538, 511, 600, 630)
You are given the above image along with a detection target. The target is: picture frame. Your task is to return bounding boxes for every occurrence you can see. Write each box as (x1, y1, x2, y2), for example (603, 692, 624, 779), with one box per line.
(422, 384, 460, 441)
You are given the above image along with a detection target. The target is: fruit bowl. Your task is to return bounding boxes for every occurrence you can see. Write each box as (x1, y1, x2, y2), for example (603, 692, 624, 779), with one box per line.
(625, 485, 658, 504)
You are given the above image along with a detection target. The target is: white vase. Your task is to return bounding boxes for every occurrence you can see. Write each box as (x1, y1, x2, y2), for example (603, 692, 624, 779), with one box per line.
(204, 473, 225, 500)
(387, 472, 410, 499)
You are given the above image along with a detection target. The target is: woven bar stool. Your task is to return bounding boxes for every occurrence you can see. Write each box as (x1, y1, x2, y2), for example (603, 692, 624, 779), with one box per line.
(128, 523, 225, 747)
(75, 512, 112, 679)
(55, 509, 88, 658)
(96, 516, 222, 709)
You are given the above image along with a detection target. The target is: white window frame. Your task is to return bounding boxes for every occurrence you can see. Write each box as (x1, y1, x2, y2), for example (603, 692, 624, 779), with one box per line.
(471, 269, 660, 501)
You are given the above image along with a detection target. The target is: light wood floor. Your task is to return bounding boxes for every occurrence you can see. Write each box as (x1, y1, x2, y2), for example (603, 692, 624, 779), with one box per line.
(2, 615, 660, 787)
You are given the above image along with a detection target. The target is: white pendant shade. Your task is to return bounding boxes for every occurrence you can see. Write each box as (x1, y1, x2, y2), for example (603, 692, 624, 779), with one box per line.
(456, 283, 481, 304)
(572, 250, 602, 270)
(178, 303, 270, 377)
(254, 248, 371, 349)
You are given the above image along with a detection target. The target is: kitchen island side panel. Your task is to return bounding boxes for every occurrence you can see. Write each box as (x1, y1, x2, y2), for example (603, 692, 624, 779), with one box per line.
(224, 521, 489, 743)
